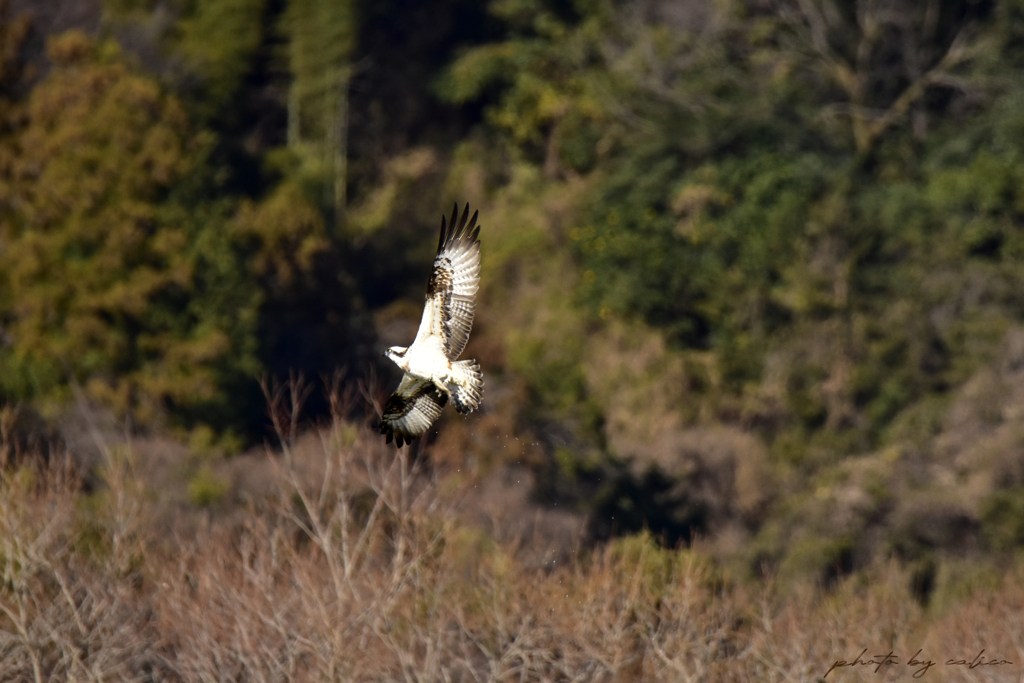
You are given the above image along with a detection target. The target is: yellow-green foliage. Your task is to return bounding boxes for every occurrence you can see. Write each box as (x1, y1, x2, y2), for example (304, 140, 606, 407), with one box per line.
(928, 559, 1005, 616)
(779, 533, 856, 587)
(176, 0, 266, 116)
(0, 31, 261, 427)
(187, 465, 230, 507)
(606, 530, 718, 597)
(232, 180, 328, 287)
(980, 488, 1024, 553)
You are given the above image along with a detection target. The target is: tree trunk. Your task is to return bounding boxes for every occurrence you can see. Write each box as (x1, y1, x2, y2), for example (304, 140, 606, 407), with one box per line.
(333, 72, 349, 222)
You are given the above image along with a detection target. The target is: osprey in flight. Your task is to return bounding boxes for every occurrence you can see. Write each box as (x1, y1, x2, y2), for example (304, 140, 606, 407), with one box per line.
(379, 204, 483, 447)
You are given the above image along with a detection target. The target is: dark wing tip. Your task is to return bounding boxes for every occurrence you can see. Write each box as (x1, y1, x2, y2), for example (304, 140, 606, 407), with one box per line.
(458, 204, 471, 237)
(449, 203, 459, 235)
(437, 203, 483, 252)
(437, 213, 449, 253)
(382, 425, 409, 448)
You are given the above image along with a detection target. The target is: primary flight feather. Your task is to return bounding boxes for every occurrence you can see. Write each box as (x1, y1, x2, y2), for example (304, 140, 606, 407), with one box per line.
(379, 204, 483, 447)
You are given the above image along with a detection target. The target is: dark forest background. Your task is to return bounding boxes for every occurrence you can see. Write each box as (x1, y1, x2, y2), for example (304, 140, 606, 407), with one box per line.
(3, 0, 1024, 600)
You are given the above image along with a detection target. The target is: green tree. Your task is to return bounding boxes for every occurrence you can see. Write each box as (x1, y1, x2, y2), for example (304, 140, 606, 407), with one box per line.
(0, 31, 260, 428)
(439, 0, 614, 176)
(282, 0, 357, 221)
(103, 0, 268, 125)
(441, 0, 1024, 465)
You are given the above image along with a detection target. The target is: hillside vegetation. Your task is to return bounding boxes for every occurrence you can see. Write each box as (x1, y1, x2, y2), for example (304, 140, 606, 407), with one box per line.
(2, 0, 1024, 670)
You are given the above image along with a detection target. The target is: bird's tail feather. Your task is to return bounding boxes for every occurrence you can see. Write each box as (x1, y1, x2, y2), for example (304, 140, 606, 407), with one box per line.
(450, 360, 483, 414)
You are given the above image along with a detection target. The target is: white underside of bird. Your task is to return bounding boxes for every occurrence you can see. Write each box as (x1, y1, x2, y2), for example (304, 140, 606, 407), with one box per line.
(378, 204, 484, 447)
(392, 335, 450, 392)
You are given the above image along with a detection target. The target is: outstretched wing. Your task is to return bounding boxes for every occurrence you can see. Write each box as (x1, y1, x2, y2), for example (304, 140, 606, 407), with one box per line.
(411, 203, 481, 361)
(378, 374, 448, 448)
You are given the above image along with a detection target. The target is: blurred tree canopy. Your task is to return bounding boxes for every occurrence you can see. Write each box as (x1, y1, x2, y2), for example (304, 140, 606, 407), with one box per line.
(4, 0, 1024, 574)
(442, 0, 1024, 457)
(0, 31, 261, 431)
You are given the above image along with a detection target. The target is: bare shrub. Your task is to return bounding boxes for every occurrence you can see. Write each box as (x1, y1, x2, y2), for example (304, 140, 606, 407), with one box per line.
(0, 446, 167, 682)
(2, 381, 1024, 681)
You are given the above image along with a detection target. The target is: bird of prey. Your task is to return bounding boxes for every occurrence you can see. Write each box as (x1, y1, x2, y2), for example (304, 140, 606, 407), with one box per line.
(379, 204, 483, 447)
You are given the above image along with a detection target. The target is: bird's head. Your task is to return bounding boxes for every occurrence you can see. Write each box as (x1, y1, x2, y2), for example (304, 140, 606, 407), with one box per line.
(383, 346, 408, 362)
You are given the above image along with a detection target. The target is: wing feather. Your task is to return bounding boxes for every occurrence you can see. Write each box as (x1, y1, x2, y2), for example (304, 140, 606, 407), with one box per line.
(411, 203, 481, 360)
(378, 375, 448, 448)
